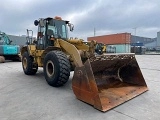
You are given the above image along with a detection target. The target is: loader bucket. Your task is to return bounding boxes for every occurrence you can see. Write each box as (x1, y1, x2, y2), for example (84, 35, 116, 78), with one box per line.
(72, 53, 148, 112)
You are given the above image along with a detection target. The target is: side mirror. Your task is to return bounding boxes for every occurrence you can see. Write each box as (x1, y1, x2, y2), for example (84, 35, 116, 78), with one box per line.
(68, 23, 74, 31)
(34, 20, 39, 26)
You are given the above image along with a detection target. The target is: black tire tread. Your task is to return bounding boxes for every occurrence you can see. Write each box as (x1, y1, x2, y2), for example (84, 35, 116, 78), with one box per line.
(52, 51, 70, 86)
(44, 50, 70, 87)
(22, 52, 38, 75)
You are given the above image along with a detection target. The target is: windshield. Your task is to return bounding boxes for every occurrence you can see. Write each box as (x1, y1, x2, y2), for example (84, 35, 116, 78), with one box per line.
(48, 19, 68, 39)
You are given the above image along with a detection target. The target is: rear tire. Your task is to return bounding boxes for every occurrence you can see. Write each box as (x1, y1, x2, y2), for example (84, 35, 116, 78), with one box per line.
(43, 50, 70, 87)
(22, 52, 38, 75)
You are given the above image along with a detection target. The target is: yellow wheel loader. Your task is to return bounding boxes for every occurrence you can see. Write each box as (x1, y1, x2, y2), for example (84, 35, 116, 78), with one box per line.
(21, 16, 148, 112)
(95, 43, 106, 54)
(84, 42, 107, 55)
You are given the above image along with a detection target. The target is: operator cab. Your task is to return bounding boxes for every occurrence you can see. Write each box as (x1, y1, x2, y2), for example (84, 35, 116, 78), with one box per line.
(34, 17, 74, 50)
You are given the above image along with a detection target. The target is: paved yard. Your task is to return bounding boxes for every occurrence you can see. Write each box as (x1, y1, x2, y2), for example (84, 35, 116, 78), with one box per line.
(0, 55, 160, 120)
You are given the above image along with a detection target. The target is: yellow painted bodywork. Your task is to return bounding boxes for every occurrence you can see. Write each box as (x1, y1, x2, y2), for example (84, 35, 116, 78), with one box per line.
(102, 45, 106, 53)
(21, 38, 93, 68)
(67, 39, 89, 51)
(21, 45, 44, 67)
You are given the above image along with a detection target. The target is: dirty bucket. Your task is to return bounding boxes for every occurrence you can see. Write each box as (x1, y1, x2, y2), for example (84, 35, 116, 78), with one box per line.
(72, 53, 148, 112)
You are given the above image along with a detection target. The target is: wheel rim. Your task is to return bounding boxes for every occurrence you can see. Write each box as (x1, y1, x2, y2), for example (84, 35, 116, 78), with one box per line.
(23, 57, 27, 69)
(46, 60, 55, 77)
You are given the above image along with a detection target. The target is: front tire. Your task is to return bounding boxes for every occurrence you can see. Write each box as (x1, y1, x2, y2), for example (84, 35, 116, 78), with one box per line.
(22, 52, 38, 75)
(43, 50, 70, 87)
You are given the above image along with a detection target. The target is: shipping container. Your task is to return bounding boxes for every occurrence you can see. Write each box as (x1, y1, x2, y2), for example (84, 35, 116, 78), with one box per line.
(107, 44, 131, 53)
(106, 45, 116, 53)
(88, 33, 131, 44)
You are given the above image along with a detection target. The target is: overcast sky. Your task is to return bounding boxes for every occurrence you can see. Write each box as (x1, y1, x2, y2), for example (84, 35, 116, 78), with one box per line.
(0, 0, 160, 40)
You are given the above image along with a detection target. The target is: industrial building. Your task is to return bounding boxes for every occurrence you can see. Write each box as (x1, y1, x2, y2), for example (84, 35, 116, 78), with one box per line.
(8, 35, 26, 47)
(88, 32, 160, 54)
(131, 35, 157, 53)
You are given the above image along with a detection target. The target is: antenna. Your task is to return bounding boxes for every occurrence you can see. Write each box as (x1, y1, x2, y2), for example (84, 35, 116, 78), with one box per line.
(132, 27, 137, 42)
(94, 27, 96, 36)
(132, 27, 137, 36)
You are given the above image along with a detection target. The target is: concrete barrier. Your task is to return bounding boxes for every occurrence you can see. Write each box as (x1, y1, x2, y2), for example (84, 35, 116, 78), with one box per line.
(0, 56, 5, 63)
